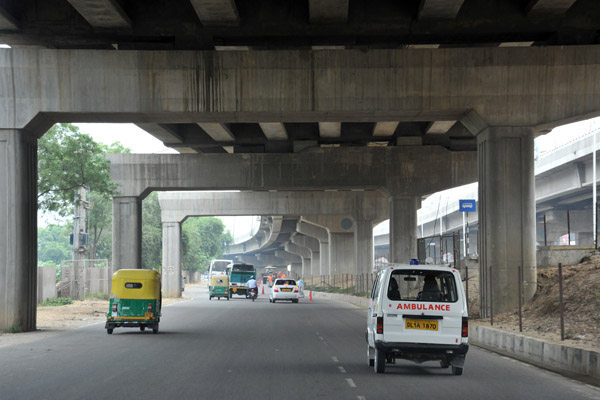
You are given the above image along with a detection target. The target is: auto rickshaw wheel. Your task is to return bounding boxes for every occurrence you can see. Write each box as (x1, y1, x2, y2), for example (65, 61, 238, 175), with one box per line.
(152, 324, 159, 334)
(140, 326, 145, 332)
(107, 328, 113, 334)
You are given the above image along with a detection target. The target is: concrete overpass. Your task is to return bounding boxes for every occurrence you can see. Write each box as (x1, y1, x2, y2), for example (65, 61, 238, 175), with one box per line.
(3, 0, 600, 330)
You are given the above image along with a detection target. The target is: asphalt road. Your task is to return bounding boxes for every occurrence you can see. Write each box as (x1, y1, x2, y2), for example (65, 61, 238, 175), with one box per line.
(0, 285, 598, 400)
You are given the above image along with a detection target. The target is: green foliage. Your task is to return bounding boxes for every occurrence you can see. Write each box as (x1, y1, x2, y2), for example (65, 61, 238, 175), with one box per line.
(38, 124, 119, 216)
(39, 298, 73, 307)
(85, 292, 108, 300)
(142, 192, 163, 270)
(88, 192, 113, 260)
(38, 225, 71, 266)
(2, 325, 22, 334)
(182, 217, 232, 272)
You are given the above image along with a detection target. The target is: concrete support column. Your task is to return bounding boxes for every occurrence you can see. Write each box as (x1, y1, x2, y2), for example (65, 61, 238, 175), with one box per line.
(112, 196, 142, 270)
(328, 232, 354, 275)
(389, 196, 421, 264)
(296, 221, 329, 275)
(0, 129, 37, 332)
(291, 233, 320, 276)
(353, 218, 374, 275)
(162, 222, 182, 297)
(284, 242, 311, 277)
(478, 127, 536, 315)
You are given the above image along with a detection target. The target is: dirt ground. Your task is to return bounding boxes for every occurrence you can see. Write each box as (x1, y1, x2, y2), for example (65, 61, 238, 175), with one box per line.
(471, 254, 600, 353)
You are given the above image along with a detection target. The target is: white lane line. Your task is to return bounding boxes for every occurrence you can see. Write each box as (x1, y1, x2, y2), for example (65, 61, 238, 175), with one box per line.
(319, 336, 324, 341)
(346, 378, 357, 388)
(332, 356, 339, 363)
(338, 366, 347, 374)
(357, 396, 366, 400)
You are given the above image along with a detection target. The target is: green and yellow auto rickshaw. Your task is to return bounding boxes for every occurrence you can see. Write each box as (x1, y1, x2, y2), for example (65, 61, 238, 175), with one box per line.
(105, 269, 161, 334)
(209, 274, 229, 300)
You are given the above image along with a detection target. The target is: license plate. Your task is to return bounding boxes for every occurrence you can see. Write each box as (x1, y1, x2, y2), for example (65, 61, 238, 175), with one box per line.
(405, 319, 438, 331)
(282, 288, 292, 292)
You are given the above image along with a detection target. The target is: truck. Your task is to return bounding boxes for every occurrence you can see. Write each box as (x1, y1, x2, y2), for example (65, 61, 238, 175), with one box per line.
(226, 263, 256, 298)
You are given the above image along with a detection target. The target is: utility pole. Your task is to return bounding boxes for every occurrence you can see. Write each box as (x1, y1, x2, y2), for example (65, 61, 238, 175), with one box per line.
(72, 186, 89, 300)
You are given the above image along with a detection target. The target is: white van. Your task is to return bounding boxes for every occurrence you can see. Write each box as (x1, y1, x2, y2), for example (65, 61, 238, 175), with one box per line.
(366, 264, 469, 375)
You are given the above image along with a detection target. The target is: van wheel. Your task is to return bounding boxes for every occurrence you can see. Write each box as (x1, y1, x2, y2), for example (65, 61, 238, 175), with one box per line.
(367, 344, 374, 367)
(209, 295, 212, 300)
(152, 324, 159, 334)
(107, 328, 113, 335)
(452, 366, 463, 376)
(374, 348, 385, 373)
(440, 360, 450, 369)
(139, 326, 145, 332)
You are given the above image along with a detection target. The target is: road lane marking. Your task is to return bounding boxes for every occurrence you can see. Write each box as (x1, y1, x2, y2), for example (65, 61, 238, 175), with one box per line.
(332, 356, 339, 363)
(338, 366, 347, 374)
(346, 379, 356, 388)
(319, 336, 324, 341)
(357, 396, 366, 400)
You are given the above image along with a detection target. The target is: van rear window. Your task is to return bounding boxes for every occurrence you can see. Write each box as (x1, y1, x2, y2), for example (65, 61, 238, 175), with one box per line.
(387, 270, 457, 302)
(125, 282, 143, 289)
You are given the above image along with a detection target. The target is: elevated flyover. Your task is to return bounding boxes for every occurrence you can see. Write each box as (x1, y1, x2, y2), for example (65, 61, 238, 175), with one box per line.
(3, 0, 600, 330)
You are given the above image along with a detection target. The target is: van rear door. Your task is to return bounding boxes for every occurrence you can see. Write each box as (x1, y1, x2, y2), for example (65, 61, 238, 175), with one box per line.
(382, 268, 465, 346)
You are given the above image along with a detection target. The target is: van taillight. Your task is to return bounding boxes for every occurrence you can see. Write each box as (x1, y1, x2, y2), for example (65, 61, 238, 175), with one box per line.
(376, 317, 384, 334)
(147, 304, 153, 314)
(462, 317, 468, 337)
(274, 287, 279, 292)
(112, 303, 117, 313)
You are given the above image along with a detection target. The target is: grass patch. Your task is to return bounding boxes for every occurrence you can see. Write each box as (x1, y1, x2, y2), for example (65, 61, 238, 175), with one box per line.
(39, 297, 73, 307)
(2, 325, 22, 334)
(85, 292, 108, 300)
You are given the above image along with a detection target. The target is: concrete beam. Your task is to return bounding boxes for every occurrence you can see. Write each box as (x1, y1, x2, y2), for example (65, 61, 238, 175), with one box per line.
(158, 191, 389, 222)
(426, 120, 456, 134)
(66, 0, 132, 29)
(373, 122, 399, 137)
(109, 147, 477, 198)
(0, 7, 19, 30)
(6, 47, 600, 130)
(526, 0, 577, 16)
(309, 0, 349, 23)
(135, 123, 197, 153)
(198, 123, 235, 141)
(259, 122, 288, 140)
(189, 0, 240, 27)
(319, 122, 341, 138)
(419, 0, 465, 19)
(274, 250, 302, 264)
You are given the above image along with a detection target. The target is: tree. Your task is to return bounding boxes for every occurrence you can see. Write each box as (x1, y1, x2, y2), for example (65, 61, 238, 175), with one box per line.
(142, 192, 163, 270)
(38, 225, 72, 265)
(182, 217, 232, 272)
(38, 123, 118, 216)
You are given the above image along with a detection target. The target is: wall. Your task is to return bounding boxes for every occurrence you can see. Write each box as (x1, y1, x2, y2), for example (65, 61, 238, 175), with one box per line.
(537, 246, 595, 268)
(37, 266, 56, 303)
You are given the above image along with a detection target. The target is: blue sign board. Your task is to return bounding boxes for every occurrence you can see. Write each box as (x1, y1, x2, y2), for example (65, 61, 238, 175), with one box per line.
(459, 199, 476, 212)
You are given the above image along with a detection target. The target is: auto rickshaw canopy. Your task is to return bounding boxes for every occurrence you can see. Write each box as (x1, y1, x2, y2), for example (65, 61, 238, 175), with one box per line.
(111, 269, 161, 300)
(210, 275, 229, 286)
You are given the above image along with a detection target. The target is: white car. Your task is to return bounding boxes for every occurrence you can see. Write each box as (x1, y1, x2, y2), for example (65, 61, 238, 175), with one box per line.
(269, 279, 299, 303)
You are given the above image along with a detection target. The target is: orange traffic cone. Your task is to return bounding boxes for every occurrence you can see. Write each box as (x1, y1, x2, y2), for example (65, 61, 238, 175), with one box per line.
(262, 285, 265, 295)
(309, 291, 313, 301)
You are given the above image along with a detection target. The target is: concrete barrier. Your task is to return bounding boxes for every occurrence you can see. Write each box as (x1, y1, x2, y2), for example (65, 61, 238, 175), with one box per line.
(312, 290, 600, 384)
(537, 246, 595, 268)
(37, 266, 57, 303)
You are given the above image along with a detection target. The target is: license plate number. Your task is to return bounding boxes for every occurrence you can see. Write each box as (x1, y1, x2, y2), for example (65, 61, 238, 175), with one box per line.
(282, 288, 292, 292)
(405, 319, 438, 331)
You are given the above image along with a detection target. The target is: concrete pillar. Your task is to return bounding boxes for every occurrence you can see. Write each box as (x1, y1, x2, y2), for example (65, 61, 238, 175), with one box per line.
(296, 221, 329, 275)
(112, 196, 142, 270)
(291, 233, 320, 276)
(389, 196, 421, 263)
(161, 222, 182, 297)
(0, 129, 37, 332)
(353, 218, 374, 275)
(478, 127, 536, 315)
(284, 242, 311, 277)
(328, 232, 354, 275)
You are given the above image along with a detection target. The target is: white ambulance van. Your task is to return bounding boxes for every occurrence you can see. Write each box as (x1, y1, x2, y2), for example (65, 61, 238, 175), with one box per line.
(366, 264, 469, 375)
